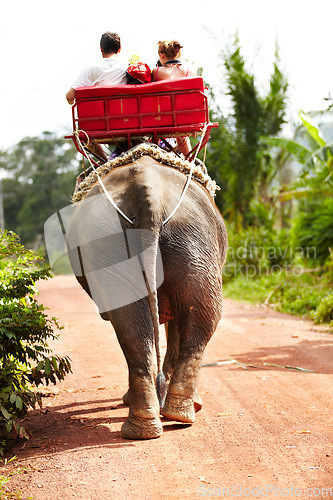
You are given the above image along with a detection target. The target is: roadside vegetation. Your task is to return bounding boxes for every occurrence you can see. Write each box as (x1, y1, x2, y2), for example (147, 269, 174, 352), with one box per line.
(223, 224, 333, 327)
(0, 230, 71, 455)
(205, 38, 333, 328)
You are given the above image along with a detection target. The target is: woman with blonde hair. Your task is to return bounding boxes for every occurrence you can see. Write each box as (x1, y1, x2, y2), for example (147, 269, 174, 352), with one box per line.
(152, 40, 195, 157)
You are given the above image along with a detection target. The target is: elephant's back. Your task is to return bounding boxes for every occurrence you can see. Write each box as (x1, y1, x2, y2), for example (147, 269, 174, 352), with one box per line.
(82, 155, 227, 266)
(99, 156, 220, 229)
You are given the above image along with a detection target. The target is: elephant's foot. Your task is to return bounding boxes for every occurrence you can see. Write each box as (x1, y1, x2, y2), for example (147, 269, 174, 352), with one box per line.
(121, 414, 163, 440)
(193, 389, 203, 412)
(122, 390, 130, 406)
(161, 393, 196, 424)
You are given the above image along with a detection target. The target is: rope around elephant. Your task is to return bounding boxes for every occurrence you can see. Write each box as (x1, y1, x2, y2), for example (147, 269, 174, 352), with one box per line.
(71, 143, 219, 203)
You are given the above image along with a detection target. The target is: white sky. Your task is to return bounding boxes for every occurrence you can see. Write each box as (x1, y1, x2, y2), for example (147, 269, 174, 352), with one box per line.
(1, 0, 332, 149)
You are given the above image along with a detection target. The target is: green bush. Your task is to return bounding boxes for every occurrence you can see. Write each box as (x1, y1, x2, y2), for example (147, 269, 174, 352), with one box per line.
(223, 269, 332, 326)
(274, 284, 322, 316)
(223, 225, 332, 328)
(311, 293, 333, 326)
(223, 225, 292, 283)
(291, 198, 333, 264)
(0, 230, 71, 453)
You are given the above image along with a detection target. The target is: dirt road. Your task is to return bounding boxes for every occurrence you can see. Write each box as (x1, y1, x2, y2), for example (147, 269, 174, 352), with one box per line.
(7, 276, 333, 499)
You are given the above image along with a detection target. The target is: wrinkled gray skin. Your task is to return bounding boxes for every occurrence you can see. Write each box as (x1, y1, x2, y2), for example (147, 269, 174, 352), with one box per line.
(67, 155, 227, 439)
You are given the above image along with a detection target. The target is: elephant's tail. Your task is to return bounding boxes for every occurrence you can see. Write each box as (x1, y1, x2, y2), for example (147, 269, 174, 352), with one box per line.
(141, 231, 166, 407)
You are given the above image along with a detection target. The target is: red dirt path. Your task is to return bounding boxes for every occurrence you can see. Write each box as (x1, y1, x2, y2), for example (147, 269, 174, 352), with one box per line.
(6, 275, 333, 499)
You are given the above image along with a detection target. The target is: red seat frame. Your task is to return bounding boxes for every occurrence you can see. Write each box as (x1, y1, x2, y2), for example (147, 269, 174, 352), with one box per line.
(66, 77, 218, 164)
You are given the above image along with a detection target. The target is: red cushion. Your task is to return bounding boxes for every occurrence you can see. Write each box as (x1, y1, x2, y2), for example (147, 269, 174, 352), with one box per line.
(75, 77, 205, 98)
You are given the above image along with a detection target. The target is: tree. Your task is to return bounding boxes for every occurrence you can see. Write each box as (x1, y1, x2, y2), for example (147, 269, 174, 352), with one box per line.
(261, 111, 333, 262)
(0, 132, 80, 246)
(262, 111, 333, 200)
(206, 38, 289, 229)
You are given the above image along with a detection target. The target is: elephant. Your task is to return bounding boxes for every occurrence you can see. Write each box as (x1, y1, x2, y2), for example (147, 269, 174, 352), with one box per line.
(66, 147, 228, 440)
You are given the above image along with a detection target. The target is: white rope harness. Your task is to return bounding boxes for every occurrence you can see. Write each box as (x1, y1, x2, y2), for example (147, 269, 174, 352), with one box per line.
(162, 124, 208, 225)
(74, 124, 208, 226)
(74, 131, 134, 225)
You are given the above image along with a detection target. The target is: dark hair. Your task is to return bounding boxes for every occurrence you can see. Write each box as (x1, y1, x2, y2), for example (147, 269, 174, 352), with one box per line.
(100, 32, 121, 54)
(158, 40, 183, 59)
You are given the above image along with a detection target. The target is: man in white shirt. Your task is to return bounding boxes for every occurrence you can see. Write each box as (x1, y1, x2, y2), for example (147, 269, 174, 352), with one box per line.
(66, 32, 127, 161)
(66, 32, 127, 104)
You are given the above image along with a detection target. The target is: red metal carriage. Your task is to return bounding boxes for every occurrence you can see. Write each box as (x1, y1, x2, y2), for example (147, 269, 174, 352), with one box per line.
(66, 76, 218, 167)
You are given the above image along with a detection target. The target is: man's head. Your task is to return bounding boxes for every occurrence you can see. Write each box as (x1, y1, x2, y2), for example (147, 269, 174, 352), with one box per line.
(100, 32, 121, 55)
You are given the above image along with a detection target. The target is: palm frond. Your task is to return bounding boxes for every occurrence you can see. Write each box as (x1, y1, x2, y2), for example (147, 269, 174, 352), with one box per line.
(279, 186, 333, 202)
(260, 137, 313, 164)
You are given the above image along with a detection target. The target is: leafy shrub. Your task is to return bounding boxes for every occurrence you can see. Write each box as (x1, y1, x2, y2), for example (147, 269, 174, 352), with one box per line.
(274, 285, 322, 316)
(291, 198, 333, 264)
(223, 225, 332, 328)
(0, 230, 71, 453)
(223, 225, 293, 283)
(222, 272, 282, 304)
(311, 293, 333, 326)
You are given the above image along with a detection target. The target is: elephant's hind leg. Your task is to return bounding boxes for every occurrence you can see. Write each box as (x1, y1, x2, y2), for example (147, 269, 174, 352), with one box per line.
(161, 314, 215, 424)
(161, 322, 179, 398)
(112, 309, 163, 440)
(161, 345, 204, 424)
(162, 321, 203, 417)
